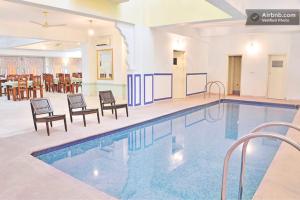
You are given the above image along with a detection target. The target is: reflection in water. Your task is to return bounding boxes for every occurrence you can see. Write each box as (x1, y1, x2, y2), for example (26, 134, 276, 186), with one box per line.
(37, 102, 297, 200)
(205, 103, 225, 123)
(225, 103, 240, 140)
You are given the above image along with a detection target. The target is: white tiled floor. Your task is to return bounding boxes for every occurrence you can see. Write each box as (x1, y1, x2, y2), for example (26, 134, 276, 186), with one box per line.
(0, 93, 299, 200)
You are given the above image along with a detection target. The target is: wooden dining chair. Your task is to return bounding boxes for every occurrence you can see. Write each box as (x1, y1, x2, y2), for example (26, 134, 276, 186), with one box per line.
(64, 74, 73, 93)
(30, 98, 67, 136)
(67, 93, 100, 126)
(44, 74, 55, 92)
(17, 77, 29, 100)
(43, 74, 48, 92)
(99, 90, 128, 120)
(58, 73, 65, 93)
(31, 75, 43, 98)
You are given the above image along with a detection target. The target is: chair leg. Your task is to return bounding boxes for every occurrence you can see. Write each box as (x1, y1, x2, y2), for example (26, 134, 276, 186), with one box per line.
(49, 113, 53, 127)
(126, 106, 129, 117)
(64, 117, 67, 132)
(115, 108, 118, 120)
(70, 113, 73, 123)
(83, 114, 86, 127)
(40, 87, 43, 98)
(46, 122, 50, 136)
(97, 110, 100, 124)
(33, 121, 37, 131)
(101, 107, 104, 116)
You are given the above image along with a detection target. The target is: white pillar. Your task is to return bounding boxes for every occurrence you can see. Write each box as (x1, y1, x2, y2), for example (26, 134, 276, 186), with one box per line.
(81, 38, 97, 96)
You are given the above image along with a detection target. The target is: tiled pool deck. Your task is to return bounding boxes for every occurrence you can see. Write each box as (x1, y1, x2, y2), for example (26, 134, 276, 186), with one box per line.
(0, 93, 299, 200)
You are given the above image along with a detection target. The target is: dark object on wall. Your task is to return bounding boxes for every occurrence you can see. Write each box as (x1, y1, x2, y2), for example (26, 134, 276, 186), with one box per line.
(173, 58, 177, 65)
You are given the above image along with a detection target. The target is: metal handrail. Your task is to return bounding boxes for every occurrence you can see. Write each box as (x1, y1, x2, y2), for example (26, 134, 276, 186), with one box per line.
(204, 81, 215, 98)
(210, 81, 225, 98)
(209, 82, 221, 100)
(204, 81, 226, 101)
(221, 131, 300, 200)
(237, 122, 300, 199)
(203, 81, 221, 101)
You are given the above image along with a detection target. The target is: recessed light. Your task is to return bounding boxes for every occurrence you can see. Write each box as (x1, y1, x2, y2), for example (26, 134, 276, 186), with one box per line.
(88, 28, 95, 36)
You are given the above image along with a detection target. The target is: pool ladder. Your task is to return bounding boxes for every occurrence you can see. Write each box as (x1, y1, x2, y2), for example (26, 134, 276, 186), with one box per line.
(205, 81, 226, 102)
(221, 122, 300, 200)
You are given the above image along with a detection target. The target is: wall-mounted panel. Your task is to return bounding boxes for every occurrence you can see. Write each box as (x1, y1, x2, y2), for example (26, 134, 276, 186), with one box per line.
(144, 74, 154, 105)
(134, 74, 142, 106)
(127, 74, 133, 106)
(186, 73, 207, 96)
(154, 73, 173, 101)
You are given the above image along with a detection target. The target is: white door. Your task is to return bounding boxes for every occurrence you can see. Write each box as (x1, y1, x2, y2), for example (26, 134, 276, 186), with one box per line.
(267, 55, 286, 99)
(173, 51, 186, 99)
(228, 56, 242, 95)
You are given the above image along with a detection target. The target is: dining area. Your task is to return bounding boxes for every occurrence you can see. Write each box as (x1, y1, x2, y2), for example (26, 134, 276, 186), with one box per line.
(0, 55, 82, 101)
(43, 72, 82, 94)
(0, 73, 82, 101)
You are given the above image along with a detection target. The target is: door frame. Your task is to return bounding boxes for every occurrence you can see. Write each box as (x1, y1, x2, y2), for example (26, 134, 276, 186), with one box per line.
(266, 54, 288, 99)
(172, 50, 186, 99)
(227, 54, 243, 95)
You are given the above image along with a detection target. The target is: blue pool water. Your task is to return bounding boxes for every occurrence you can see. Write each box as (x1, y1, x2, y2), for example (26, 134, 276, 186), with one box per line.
(35, 101, 297, 200)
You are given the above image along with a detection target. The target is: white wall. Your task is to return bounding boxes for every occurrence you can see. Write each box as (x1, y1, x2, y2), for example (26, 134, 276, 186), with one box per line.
(202, 32, 300, 99)
(131, 26, 300, 100)
(143, 28, 209, 74)
(286, 33, 300, 99)
(84, 26, 128, 99)
(118, 24, 210, 105)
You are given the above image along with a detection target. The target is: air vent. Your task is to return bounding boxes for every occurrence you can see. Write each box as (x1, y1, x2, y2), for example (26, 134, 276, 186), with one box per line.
(96, 36, 111, 47)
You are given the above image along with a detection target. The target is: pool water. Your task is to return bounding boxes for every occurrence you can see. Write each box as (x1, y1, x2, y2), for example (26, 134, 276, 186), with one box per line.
(36, 101, 297, 200)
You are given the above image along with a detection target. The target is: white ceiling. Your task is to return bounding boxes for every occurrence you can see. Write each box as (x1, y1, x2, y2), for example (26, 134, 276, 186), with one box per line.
(0, 0, 114, 30)
(0, 0, 114, 50)
(0, 36, 43, 48)
(15, 40, 81, 51)
(188, 0, 300, 37)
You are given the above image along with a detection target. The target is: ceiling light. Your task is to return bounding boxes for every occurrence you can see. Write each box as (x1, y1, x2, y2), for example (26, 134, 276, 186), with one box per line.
(93, 169, 99, 177)
(246, 41, 260, 55)
(88, 20, 95, 36)
(88, 28, 95, 36)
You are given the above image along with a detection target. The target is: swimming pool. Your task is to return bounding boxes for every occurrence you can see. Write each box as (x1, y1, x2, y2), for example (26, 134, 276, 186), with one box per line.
(34, 100, 297, 200)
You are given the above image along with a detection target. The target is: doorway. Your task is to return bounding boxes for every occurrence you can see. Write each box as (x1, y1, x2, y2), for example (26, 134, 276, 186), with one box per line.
(172, 50, 186, 99)
(267, 55, 286, 99)
(228, 56, 242, 96)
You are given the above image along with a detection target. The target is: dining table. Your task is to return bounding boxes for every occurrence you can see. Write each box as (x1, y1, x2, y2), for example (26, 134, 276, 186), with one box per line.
(4, 80, 34, 101)
(53, 77, 82, 84)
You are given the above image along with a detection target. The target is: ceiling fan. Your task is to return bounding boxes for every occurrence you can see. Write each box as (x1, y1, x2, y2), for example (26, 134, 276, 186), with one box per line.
(30, 11, 66, 28)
